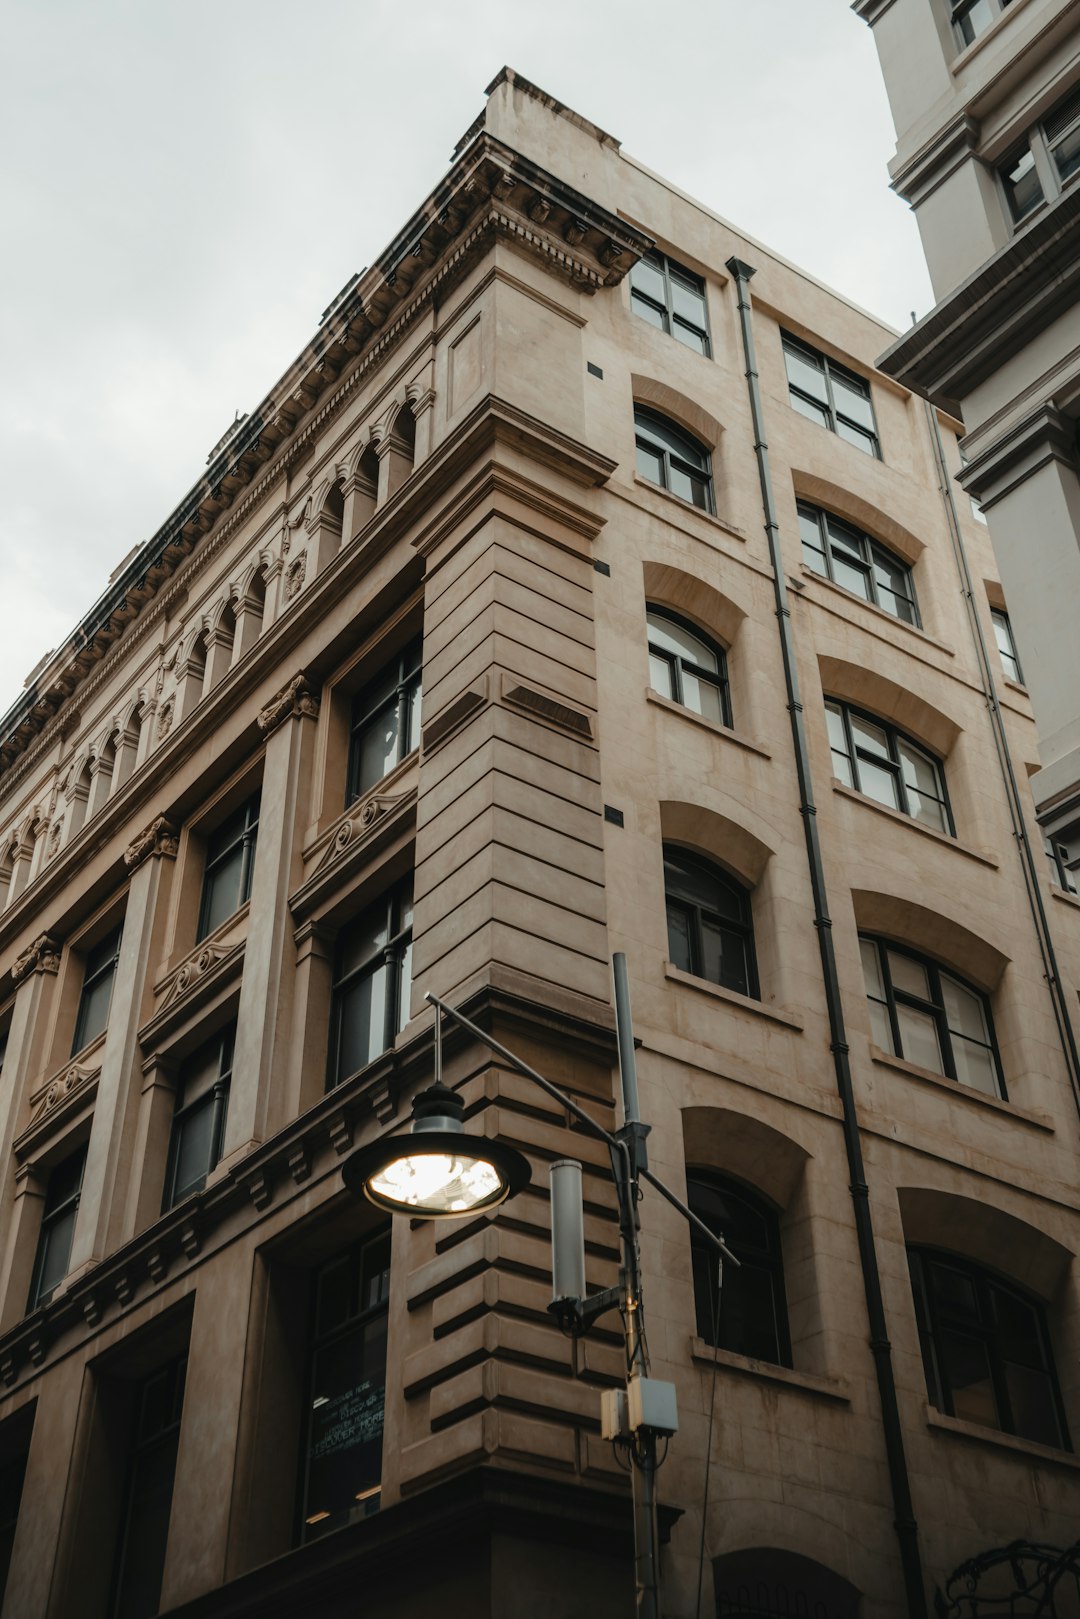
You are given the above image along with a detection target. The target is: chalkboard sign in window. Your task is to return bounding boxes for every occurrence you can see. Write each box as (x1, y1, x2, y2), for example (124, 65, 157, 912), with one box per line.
(300, 1228, 391, 1542)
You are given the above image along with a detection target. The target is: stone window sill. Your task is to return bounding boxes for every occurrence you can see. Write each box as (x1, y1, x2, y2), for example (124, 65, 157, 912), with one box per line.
(868, 1046, 1054, 1132)
(645, 689, 771, 758)
(1050, 885, 1080, 913)
(926, 1407, 1078, 1468)
(664, 963, 803, 1031)
(798, 567, 954, 657)
(1003, 677, 1029, 699)
(690, 1339, 850, 1403)
(631, 475, 746, 544)
(831, 780, 998, 867)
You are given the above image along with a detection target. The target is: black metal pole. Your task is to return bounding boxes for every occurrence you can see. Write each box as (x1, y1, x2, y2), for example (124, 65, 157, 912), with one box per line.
(726, 256, 928, 1618)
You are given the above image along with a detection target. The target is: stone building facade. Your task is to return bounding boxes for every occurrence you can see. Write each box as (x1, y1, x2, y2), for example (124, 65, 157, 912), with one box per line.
(0, 67, 1077, 1619)
(855, 0, 1080, 896)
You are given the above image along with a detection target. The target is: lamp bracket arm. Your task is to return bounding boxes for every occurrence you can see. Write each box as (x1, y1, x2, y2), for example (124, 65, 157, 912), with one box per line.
(639, 1164, 741, 1267)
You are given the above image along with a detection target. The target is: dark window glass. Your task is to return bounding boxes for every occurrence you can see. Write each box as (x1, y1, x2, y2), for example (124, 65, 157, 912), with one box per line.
(347, 638, 422, 805)
(951, 0, 1011, 44)
(1001, 142, 1044, 222)
(1044, 832, 1080, 895)
(860, 936, 1004, 1097)
(0, 1445, 28, 1606)
(1046, 85, 1080, 185)
(328, 882, 413, 1089)
(300, 1229, 391, 1541)
(162, 1029, 233, 1210)
(633, 409, 714, 513)
(908, 1248, 1068, 1449)
(111, 1354, 187, 1619)
(782, 335, 879, 457)
(629, 251, 710, 355)
(28, 1146, 86, 1309)
(826, 700, 951, 834)
(646, 607, 732, 728)
(72, 925, 123, 1056)
(687, 1172, 791, 1367)
(197, 794, 260, 941)
(798, 502, 919, 625)
(663, 845, 757, 998)
(0, 1031, 7, 1081)
(990, 607, 1023, 683)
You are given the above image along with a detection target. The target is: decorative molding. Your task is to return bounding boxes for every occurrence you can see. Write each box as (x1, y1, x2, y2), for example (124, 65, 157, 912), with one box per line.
(155, 937, 242, 1013)
(16, 1059, 101, 1155)
(314, 785, 414, 876)
(257, 671, 320, 736)
(958, 403, 1080, 509)
(11, 932, 61, 984)
(123, 815, 180, 871)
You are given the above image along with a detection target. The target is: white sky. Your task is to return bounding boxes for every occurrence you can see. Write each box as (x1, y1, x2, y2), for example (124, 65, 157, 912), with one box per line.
(0, 0, 931, 718)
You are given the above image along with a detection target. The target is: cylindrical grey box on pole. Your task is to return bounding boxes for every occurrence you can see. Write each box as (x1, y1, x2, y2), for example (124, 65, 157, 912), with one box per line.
(549, 1158, 586, 1306)
(612, 952, 641, 1124)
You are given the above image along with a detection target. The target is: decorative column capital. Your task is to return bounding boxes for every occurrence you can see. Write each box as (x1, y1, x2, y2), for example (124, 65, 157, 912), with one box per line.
(12, 932, 61, 984)
(124, 816, 180, 871)
(257, 671, 320, 735)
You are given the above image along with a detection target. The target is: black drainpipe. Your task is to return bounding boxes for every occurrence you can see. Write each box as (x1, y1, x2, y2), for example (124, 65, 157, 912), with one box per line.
(924, 401, 1080, 1125)
(726, 257, 927, 1618)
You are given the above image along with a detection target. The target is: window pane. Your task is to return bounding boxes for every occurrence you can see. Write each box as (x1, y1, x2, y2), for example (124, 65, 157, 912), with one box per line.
(888, 952, 931, 1000)
(783, 344, 829, 404)
(836, 419, 878, 455)
(939, 1330, 1000, 1427)
(826, 705, 854, 785)
(397, 937, 412, 1034)
(304, 1316, 387, 1538)
(954, 0, 995, 42)
(950, 1036, 999, 1096)
(171, 1099, 216, 1202)
(680, 670, 725, 724)
(899, 745, 949, 832)
(1051, 119, 1080, 185)
(34, 1206, 77, 1303)
(670, 277, 706, 327)
(666, 902, 693, 973)
(719, 1258, 784, 1363)
(701, 916, 750, 996)
(789, 392, 830, 429)
(1004, 1363, 1063, 1447)
(647, 614, 717, 671)
(648, 652, 676, 700)
(668, 463, 707, 508)
(636, 442, 664, 486)
(896, 1004, 944, 1073)
(200, 845, 245, 937)
(831, 555, 873, 602)
(857, 757, 903, 812)
(798, 508, 827, 573)
(74, 973, 115, 1051)
(850, 714, 891, 760)
(872, 553, 916, 622)
(355, 707, 401, 797)
(673, 321, 708, 355)
(406, 676, 423, 754)
(860, 938, 885, 999)
(941, 974, 990, 1043)
(1002, 144, 1044, 220)
(339, 910, 389, 978)
(337, 965, 389, 1081)
(875, 582, 918, 624)
(831, 372, 875, 432)
(630, 257, 666, 303)
(631, 292, 666, 331)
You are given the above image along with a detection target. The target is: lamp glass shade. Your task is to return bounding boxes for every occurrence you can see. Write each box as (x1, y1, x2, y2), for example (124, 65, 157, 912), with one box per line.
(368, 1146, 507, 1215)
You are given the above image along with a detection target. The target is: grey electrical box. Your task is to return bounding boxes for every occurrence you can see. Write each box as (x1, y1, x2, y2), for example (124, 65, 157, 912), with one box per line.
(626, 1376, 679, 1438)
(600, 1388, 628, 1441)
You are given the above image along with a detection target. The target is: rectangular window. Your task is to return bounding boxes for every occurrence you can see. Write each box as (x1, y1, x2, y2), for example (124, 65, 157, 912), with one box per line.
(1045, 833, 1079, 895)
(951, 0, 1012, 46)
(110, 1354, 187, 1619)
(197, 793, 260, 941)
(629, 251, 710, 355)
(347, 639, 422, 805)
(1000, 83, 1080, 227)
(0, 1405, 33, 1609)
(990, 608, 1023, 684)
(28, 1146, 86, 1310)
(72, 925, 123, 1056)
(328, 883, 413, 1089)
(300, 1229, 390, 1541)
(782, 335, 879, 457)
(162, 1029, 233, 1210)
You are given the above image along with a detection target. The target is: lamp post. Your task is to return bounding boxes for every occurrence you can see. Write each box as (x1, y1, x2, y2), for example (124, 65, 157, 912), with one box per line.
(342, 956, 736, 1618)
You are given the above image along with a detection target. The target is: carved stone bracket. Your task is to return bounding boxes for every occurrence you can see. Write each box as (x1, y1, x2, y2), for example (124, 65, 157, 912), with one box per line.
(25, 1061, 99, 1135)
(257, 671, 320, 736)
(314, 786, 410, 876)
(11, 932, 61, 984)
(157, 939, 238, 1011)
(124, 815, 180, 871)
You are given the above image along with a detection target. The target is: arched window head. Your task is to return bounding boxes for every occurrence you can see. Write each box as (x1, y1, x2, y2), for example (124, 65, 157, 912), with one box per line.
(860, 935, 1004, 1098)
(634, 408, 714, 513)
(646, 607, 731, 728)
(908, 1247, 1069, 1450)
(663, 844, 757, 998)
(686, 1170, 791, 1367)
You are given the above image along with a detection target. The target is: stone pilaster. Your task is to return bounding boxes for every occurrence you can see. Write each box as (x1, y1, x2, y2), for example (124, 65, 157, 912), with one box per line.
(0, 941, 60, 1325)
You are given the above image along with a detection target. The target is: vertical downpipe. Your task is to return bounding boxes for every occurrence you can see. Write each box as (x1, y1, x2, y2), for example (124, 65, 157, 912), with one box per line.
(726, 257, 927, 1617)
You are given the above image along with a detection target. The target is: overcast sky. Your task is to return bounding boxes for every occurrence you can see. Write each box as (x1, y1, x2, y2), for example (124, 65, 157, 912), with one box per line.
(0, 0, 931, 718)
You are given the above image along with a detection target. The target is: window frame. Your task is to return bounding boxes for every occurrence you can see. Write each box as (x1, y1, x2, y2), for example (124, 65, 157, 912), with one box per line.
(28, 1144, 87, 1310)
(663, 844, 758, 1000)
(633, 408, 715, 514)
(72, 924, 123, 1057)
(298, 1227, 391, 1542)
(998, 83, 1080, 226)
(196, 792, 260, 943)
(109, 1352, 188, 1618)
(798, 501, 919, 625)
(908, 1246, 1070, 1450)
(826, 699, 953, 835)
(629, 250, 711, 355)
(990, 607, 1023, 684)
(950, 0, 1012, 47)
(161, 1029, 234, 1211)
(346, 637, 423, 806)
(1044, 832, 1079, 896)
(646, 606, 732, 729)
(781, 333, 880, 458)
(860, 934, 1006, 1098)
(686, 1169, 792, 1368)
(327, 880, 413, 1090)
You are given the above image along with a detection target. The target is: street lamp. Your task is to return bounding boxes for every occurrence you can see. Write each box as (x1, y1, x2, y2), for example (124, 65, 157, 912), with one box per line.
(341, 956, 735, 1619)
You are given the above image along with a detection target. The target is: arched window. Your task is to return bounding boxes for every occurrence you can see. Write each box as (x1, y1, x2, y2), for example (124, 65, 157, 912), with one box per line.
(860, 935, 1004, 1097)
(664, 845, 757, 998)
(798, 501, 919, 625)
(687, 1171, 791, 1367)
(907, 1247, 1069, 1449)
(646, 607, 731, 727)
(826, 700, 951, 834)
(634, 408, 714, 512)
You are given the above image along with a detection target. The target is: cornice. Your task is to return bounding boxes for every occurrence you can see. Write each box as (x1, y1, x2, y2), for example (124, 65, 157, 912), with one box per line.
(876, 186, 1080, 409)
(851, 0, 899, 21)
(958, 402, 1079, 507)
(890, 113, 981, 209)
(0, 132, 650, 780)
